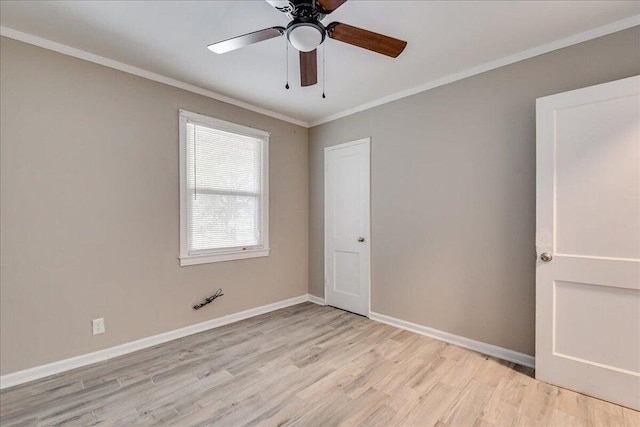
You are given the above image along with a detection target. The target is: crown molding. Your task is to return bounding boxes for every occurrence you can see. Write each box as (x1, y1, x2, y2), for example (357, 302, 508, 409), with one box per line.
(309, 15, 640, 127)
(0, 26, 310, 128)
(2, 14, 639, 129)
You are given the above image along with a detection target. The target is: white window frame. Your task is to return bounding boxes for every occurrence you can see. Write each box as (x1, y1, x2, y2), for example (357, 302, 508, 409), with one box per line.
(178, 109, 269, 266)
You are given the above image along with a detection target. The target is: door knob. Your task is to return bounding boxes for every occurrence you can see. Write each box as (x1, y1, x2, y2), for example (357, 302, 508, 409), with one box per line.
(540, 252, 553, 262)
(357, 237, 365, 242)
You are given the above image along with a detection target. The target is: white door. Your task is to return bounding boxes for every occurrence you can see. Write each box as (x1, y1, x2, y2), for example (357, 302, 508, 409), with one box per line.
(536, 76, 640, 410)
(325, 138, 370, 316)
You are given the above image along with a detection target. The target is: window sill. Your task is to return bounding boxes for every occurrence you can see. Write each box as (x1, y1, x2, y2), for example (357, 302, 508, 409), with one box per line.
(179, 248, 270, 266)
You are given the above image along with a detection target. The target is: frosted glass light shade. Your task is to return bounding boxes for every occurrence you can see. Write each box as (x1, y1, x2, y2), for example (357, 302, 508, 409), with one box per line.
(288, 25, 323, 52)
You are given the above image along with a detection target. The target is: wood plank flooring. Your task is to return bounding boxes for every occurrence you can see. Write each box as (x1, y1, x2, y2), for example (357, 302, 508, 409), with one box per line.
(1, 303, 638, 426)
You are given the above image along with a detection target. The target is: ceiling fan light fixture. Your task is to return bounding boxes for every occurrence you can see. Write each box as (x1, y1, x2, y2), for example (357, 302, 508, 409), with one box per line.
(287, 23, 324, 52)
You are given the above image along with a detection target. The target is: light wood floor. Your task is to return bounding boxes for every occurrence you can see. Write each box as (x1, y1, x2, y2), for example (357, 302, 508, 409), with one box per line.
(1, 303, 638, 426)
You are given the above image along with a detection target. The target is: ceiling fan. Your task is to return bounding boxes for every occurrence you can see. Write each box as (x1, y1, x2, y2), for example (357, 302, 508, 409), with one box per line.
(207, 0, 407, 87)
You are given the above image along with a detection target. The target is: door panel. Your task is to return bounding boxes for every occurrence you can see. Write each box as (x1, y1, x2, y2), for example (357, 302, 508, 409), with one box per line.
(325, 138, 370, 316)
(555, 95, 640, 259)
(554, 281, 640, 374)
(334, 251, 360, 296)
(536, 76, 640, 410)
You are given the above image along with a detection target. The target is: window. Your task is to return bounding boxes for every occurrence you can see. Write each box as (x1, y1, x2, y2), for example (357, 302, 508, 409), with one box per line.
(179, 110, 269, 265)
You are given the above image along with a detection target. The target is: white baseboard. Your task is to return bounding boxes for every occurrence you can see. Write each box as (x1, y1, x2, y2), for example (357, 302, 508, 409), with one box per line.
(308, 294, 325, 306)
(1, 296, 533, 390)
(0, 294, 311, 389)
(369, 311, 535, 369)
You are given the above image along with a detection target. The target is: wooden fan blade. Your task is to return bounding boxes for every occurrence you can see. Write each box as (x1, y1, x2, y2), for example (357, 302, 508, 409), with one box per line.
(327, 22, 407, 58)
(300, 49, 318, 87)
(207, 27, 285, 54)
(316, 0, 347, 14)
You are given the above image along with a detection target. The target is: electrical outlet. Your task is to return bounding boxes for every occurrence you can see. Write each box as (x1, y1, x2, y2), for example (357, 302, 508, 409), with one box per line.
(92, 318, 105, 335)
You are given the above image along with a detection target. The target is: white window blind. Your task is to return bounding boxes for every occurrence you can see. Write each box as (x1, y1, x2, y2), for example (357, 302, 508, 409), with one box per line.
(179, 110, 269, 265)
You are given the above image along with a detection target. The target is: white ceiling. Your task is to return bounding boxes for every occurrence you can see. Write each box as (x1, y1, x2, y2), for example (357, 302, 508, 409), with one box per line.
(1, 1, 638, 126)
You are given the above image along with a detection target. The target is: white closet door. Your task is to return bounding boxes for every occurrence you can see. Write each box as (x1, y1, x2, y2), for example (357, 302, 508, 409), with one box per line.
(325, 138, 370, 316)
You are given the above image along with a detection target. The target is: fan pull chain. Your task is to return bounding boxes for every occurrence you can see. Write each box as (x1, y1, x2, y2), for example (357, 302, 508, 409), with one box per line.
(285, 40, 290, 90)
(322, 43, 326, 99)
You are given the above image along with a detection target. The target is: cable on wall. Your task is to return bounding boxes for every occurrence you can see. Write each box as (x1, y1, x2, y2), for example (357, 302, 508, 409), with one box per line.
(193, 289, 224, 310)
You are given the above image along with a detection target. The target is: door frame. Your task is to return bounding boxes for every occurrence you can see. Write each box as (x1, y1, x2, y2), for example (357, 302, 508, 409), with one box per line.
(324, 137, 372, 317)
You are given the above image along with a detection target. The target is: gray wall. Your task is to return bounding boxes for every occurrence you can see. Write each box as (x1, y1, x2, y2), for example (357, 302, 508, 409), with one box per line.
(0, 37, 309, 375)
(2, 26, 639, 374)
(308, 27, 640, 356)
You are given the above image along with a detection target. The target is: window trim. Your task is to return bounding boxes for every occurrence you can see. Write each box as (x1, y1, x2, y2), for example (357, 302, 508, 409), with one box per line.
(178, 109, 269, 266)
